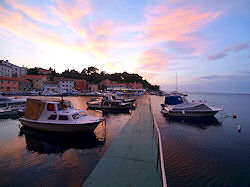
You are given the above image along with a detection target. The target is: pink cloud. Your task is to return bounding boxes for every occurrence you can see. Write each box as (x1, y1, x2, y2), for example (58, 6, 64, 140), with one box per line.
(207, 47, 231, 61)
(137, 49, 176, 72)
(90, 21, 116, 37)
(0, 6, 61, 45)
(51, 0, 90, 37)
(144, 5, 221, 43)
(5, 0, 59, 25)
(234, 41, 250, 52)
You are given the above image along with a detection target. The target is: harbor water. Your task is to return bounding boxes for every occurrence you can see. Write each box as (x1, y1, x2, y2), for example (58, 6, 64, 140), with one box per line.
(0, 94, 250, 186)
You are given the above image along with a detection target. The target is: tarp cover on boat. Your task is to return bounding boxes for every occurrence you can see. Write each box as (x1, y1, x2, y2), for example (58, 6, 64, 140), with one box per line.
(172, 101, 211, 111)
(24, 99, 45, 120)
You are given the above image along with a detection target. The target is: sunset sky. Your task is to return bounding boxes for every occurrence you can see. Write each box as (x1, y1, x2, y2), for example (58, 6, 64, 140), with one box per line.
(0, 0, 249, 93)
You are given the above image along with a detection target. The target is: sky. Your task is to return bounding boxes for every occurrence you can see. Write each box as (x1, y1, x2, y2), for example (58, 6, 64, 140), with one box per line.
(0, 0, 250, 93)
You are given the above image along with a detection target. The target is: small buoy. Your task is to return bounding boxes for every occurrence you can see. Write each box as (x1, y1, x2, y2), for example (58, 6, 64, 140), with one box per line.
(238, 125, 241, 132)
(192, 100, 195, 102)
(233, 114, 237, 118)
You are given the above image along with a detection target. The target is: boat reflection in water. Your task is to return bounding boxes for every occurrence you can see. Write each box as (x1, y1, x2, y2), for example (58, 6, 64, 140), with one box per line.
(19, 126, 106, 154)
(163, 115, 222, 130)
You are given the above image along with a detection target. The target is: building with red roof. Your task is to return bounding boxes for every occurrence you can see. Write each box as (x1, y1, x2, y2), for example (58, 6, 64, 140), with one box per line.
(20, 75, 48, 90)
(0, 76, 19, 93)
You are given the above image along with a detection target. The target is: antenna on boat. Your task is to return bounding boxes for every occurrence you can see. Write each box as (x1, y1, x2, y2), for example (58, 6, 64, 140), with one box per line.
(60, 94, 64, 101)
(176, 73, 178, 93)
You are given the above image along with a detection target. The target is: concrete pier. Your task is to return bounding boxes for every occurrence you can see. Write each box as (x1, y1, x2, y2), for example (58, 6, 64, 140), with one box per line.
(83, 96, 163, 187)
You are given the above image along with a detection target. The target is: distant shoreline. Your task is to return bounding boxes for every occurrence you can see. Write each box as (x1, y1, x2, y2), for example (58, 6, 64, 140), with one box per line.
(164, 91, 250, 96)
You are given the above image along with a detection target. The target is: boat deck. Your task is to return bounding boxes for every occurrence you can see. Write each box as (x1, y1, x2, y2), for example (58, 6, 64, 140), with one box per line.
(83, 96, 163, 187)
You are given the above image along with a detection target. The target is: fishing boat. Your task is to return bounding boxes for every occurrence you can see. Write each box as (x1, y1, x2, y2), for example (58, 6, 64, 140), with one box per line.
(161, 94, 223, 118)
(87, 95, 133, 111)
(19, 97, 104, 132)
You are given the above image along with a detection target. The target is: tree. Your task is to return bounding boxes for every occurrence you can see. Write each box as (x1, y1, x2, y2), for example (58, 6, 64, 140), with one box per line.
(27, 67, 39, 75)
(87, 66, 99, 75)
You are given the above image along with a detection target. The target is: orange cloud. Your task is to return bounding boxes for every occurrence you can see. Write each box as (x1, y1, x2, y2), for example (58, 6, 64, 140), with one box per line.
(144, 5, 221, 43)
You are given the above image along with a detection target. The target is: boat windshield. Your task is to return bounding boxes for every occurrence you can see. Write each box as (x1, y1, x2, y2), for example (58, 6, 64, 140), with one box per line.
(57, 101, 74, 111)
(72, 113, 81, 120)
(79, 111, 87, 117)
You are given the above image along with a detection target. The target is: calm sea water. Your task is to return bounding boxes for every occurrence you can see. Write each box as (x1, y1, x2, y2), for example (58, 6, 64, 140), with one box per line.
(0, 94, 249, 186)
(151, 93, 250, 187)
(0, 96, 133, 187)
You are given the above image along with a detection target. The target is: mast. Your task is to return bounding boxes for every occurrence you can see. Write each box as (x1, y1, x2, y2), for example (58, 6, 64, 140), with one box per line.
(176, 73, 178, 93)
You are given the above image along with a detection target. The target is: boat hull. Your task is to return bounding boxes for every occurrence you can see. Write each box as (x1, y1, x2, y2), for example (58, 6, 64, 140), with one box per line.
(161, 109, 219, 118)
(19, 118, 102, 132)
(87, 103, 132, 110)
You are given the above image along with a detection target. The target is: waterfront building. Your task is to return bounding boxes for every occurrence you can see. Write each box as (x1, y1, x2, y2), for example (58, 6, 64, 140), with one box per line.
(38, 68, 51, 75)
(100, 79, 144, 91)
(18, 78, 32, 92)
(0, 60, 27, 78)
(55, 77, 74, 93)
(42, 81, 59, 92)
(87, 83, 99, 92)
(128, 82, 143, 89)
(0, 76, 19, 93)
(0, 60, 12, 77)
(20, 75, 48, 91)
(105, 82, 127, 90)
(74, 79, 86, 92)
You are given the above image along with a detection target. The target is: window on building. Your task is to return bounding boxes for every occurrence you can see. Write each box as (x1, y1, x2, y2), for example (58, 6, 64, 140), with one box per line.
(48, 115, 57, 120)
(58, 115, 68, 120)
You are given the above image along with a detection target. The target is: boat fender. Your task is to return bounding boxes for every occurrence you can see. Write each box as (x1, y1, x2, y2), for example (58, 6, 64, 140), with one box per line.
(233, 114, 237, 118)
(182, 110, 185, 114)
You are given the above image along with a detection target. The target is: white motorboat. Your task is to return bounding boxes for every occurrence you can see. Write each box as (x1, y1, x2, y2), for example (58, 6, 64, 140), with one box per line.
(161, 95, 223, 118)
(102, 93, 136, 104)
(0, 96, 27, 107)
(41, 91, 58, 96)
(87, 95, 133, 111)
(85, 92, 102, 97)
(0, 105, 25, 118)
(19, 97, 104, 132)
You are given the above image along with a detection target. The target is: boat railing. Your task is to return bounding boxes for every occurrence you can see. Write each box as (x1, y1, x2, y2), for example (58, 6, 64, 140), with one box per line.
(149, 98, 167, 187)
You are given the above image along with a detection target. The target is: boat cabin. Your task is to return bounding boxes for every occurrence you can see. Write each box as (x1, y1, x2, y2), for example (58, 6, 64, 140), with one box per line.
(164, 95, 183, 105)
(24, 97, 87, 122)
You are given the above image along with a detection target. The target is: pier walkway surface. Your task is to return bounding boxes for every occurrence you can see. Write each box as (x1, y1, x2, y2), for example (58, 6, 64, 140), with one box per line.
(83, 96, 163, 187)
